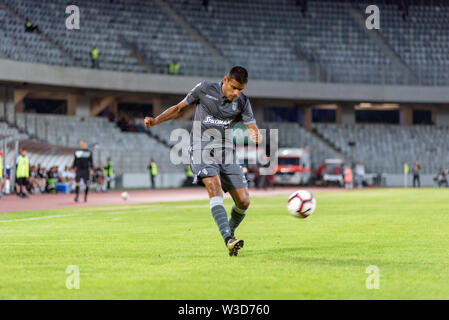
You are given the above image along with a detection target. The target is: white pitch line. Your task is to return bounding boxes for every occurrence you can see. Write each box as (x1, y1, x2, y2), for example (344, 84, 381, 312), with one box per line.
(0, 203, 281, 223)
(0, 213, 80, 223)
(0, 208, 162, 223)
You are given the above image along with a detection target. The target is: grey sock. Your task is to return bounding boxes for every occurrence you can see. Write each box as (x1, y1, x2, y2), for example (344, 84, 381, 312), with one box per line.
(210, 196, 232, 244)
(229, 205, 246, 236)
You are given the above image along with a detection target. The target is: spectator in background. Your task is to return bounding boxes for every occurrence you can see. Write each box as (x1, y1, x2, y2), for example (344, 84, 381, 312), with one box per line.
(202, 0, 212, 14)
(412, 160, 421, 188)
(202, 0, 209, 10)
(117, 115, 128, 131)
(32, 165, 46, 194)
(168, 59, 180, 75)
(25, 18, 40, 33)
(296, 0, 308, 17)
(29, 166, 41, 194)
(67, 167, 76, 192)
(315, 162, 325, 183)
(136, 120, 146, 132)
(90, 46, 100, 69)
(95, 163, 106, 192)
(127, 118, 137, 132)
(37, 163, 44, 178)
(436, 168, 448, 188)
(355, 161, 365, 189)
(104, 158, 113, 190)
(59, 165, 75, 191)
(148, 159, 157, 189)
(344, 164, 353, 190)
(38, 166, 48, 193)
(91, 165, 98, 186)
(58, 166, 68, 182)
(0, 151, 4, 200)
(47, 167, 58, 193)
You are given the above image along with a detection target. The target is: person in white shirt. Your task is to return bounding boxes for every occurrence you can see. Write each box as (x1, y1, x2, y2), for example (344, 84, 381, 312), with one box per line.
(355, 162, 365, 189)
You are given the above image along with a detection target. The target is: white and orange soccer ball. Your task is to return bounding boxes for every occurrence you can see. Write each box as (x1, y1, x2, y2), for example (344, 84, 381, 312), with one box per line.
(287, 190, 316, 218)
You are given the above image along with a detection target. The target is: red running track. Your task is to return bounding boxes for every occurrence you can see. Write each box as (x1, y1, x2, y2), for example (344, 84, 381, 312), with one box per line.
(0, 187, 341, 214)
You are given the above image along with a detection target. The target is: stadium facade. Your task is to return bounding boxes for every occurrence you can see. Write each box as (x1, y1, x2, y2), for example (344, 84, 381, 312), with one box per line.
(1, 0, 449, 187)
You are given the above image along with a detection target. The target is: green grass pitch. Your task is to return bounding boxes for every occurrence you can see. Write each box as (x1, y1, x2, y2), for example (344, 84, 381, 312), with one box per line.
(1, 188, 448, 299)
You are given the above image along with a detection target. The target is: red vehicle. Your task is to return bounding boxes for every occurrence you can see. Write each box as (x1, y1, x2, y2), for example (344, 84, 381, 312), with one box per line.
(274, 148, 311, 185)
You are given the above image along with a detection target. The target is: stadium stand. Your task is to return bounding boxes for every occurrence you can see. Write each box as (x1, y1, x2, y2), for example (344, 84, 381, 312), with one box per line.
(0, 120, 73, 173)
(166, 0, 404, 83)
(0, 0, 227, 75)
(0, 3, 72, 66)
(147, 119, 192, 147)
(1, 0, 448, 85)
(260, 121, 344, 164)
(353, 1, 449, 85)
(313, 123, 449, 174)
(9, 113, 181, 174)
(0, 121, 25, 139)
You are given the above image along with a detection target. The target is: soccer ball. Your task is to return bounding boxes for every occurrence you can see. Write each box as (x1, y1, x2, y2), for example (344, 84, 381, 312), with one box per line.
(287, 190, 316, 218)
(121, 192, 129, 200)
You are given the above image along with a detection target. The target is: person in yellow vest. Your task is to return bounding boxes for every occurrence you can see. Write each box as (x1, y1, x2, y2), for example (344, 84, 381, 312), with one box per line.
(24, 17, 39, 33)
(185, 164, 194, 186)
(168, 59, 180, 75)
(90, 46, 100, 69)
(16, 149, 30, 198)
(403, 162, 409, 188)
(148, 159, 157, 189)
(104, 157, 114, 190)
(0, 151, 4, 200)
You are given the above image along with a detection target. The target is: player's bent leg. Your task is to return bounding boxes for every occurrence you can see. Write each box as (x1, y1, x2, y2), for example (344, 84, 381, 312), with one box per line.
(202, 176, 243, 256)
(228, 187, 250, 237)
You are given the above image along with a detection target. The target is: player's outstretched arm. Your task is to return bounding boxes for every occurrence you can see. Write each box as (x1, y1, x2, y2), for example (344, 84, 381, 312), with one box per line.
(144, 100, 190, 129)
(246, 123, 263, 144)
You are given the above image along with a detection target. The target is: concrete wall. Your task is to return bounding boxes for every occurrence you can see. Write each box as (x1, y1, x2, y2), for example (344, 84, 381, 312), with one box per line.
(120, 172, 439, 188)
(2, 59, 449, 103)
(340, 104, 355, 125)
(383, 174, 438, 187)
(122, 172, 186, 188)
(76, 95, 90, 118)
(436, 105, 449, 126)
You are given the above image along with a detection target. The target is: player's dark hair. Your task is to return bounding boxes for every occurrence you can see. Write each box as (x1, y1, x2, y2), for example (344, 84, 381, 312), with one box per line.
(228, 66, 248, 84)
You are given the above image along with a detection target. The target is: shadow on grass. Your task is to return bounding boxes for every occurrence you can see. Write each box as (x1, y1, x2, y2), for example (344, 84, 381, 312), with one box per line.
(235, 246, 382, 267)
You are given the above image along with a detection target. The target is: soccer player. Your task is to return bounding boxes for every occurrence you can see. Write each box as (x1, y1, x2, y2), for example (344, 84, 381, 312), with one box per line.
(144, 66, 262, 256)
(73, 140, 93, 202)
